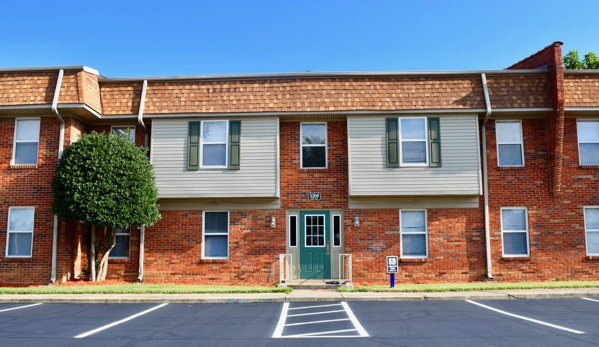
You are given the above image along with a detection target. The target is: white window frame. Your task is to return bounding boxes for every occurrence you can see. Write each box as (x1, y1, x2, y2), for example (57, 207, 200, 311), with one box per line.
(496, 120, 525, 167)
(288, 214, 298, 248)
(12, 118, 41, 165)
(577, 119, 599, 165)
(6, 206, 34, 258)
(399, 117, 429, 167)
(108, 226, 131, 259)
(583, 207, 599, 256)
(111, 125, 136, 143)
(300, 122, 328, 169)
(202, 211, 229, 259)
(500, 207, 530, 257)
(200, 120, 229, 169)
(332, 214, 342, 248)
(399, 209, 428, 258)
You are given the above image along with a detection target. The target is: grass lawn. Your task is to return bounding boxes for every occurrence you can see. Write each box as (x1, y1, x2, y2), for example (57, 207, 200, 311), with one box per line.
(339, 281, 599, 292)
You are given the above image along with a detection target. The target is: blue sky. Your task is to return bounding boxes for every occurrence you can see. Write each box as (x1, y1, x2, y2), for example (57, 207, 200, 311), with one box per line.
(2, 1, 598, 77)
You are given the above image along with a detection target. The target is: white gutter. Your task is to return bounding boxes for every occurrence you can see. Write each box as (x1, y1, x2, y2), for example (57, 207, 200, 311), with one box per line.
(481, 73, 493, 280)
(50, 69, 65, 284)
(0, 65, 99, 75)
(137, 80, 148, 281)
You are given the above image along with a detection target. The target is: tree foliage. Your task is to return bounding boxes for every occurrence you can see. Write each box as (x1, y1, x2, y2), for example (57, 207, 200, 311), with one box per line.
(52, 131, 161, 280)
(564, 50, 599, 70)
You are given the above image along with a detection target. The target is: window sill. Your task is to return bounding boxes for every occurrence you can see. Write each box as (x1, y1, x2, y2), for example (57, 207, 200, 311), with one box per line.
(399, 258, 428, 263)
(108, 257, 130, 262)
(9, 164, 37, 170)
(201, 258, 229, 263)
(300, 168, 327, 172)
(579, 165, 599, 170)
(4, 257, 32, 261)
(498, 166, 525, 171)
(501, 256, 530, 261)
(585, 256, 599, 260)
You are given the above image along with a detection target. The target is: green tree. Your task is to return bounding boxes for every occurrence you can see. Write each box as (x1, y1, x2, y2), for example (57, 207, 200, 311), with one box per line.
(564, 50, 599, 69)
(52, 131, 160, 281)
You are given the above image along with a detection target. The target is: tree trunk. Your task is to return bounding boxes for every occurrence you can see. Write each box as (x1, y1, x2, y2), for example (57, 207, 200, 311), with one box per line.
(91, 225, 96, 282)
(97, 226, 116, 281)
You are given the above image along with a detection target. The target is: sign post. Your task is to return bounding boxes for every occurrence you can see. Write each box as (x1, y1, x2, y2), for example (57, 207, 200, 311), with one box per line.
(386, 256, 398, 288)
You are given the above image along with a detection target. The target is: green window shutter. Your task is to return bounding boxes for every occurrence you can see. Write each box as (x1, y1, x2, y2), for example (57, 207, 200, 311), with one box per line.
(428, 117, 442, 168)
(228, 120, 241, 170)
(386, 118, 399, 168)
(187, 121, 200, 171)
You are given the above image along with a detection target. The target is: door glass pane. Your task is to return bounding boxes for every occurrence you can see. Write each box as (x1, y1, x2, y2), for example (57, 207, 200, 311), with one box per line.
(401, 234, 426, 256)
(14, 143, 38, 165)
(588, 231, 599, 254)
(496, 122, 522, 142)
(501, 209, 526, 231)
(16, 119, 40, 141)
(498, 144, 523, 166)
(7, 233, 32, 256)
(400, 118, 425, 140)
(289, 216, 297, 247)
(402, 141, 426, 163)
(205, 235, 228, 257)
(333, 215, 341, 247)
(578, 121, 599, 142)
(579, 144, 599, 165)
(503, 232, 527, 255)
(203, 144, 226, 166)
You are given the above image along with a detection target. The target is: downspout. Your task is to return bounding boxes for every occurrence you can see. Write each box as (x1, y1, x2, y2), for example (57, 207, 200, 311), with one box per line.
(50, 69, 65, 284)
(137, 80, 148, 282)
(481, 73, 493, 280)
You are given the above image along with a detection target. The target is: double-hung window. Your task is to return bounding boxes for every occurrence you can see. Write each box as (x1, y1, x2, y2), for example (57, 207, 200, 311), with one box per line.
(109, 226, 130, 258)
(111, 126, 136, 143)
(577, 120, 599, 165)
(386, 117, 441, 168)
(501, 207, 529, 257)
(13, 118, 40, 165)
(6, 207, 34, 257)
(583, 207, 599, 256)
(496, 120, 524, 167)
(400, 210, 428, 258)
(187, 120, 240, 170)
(203, 211, 229, 259)
(301, 123, 327, 168)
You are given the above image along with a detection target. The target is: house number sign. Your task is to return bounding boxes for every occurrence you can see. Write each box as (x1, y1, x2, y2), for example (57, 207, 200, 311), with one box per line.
(308, 192, 321, 200)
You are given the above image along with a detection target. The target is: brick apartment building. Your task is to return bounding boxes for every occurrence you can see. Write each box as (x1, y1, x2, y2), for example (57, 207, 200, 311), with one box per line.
(0, 41, 598, 285)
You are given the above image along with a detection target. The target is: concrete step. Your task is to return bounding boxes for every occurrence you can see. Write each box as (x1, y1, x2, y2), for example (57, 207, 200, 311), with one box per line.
(282, 279, 349, 290)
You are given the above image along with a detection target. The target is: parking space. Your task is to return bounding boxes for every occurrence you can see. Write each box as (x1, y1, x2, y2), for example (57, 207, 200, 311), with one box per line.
(0, 298, 597, 346)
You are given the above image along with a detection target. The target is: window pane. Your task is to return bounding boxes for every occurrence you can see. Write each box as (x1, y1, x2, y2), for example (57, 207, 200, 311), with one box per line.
(112, 127, 135, 143)
(16, 119, 40, 141)
(401, 119, 426, 140)
(205, 212, 228, 233)
(289, 216, 297, 247)
(401, 211, 426, 232)
(7, 233, 32, 256)
(587, 232, 599, 254)
(496, 122, 522, 143)
(302, 147, 326, 167)
(14, 142, 38, 165)
(578, 121, 599, 142)
(203, 121, 227, 142)
(333, 215, 341, 247)
(402, 142, 426, 163)
(501, 209, 526, 231)
(498, 144, 523, 166)
(586, 208, 599, 230)
(203, 144, 226, 166)
(111, 235, 130, 257)
(503, 232, 528, 255)
(9, 208, 34, 231)
(205, 235, 228, 257)
(302, 124, 326, 144)
(579, 144, 599, 165)
(402, 234, 426, 256)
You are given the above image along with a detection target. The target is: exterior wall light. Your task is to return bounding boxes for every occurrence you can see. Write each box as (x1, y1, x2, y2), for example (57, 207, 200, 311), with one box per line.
(271, 217, 276, 228)
(354, 216, 359, 227)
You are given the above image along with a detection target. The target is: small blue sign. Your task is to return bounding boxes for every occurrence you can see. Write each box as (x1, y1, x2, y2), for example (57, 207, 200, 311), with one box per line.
(386, 256, 398, 274)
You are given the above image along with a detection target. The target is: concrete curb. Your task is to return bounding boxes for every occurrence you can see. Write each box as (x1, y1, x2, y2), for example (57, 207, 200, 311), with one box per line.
(0, 289, 597, 304)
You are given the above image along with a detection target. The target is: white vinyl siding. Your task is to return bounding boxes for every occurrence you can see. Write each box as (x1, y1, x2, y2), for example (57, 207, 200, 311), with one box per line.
(151, 118, 278, 198)
(348, 115, 480, 196)
(577, 120, 599, 165)
(6, 207, 34, 258)
(501, 207, 529, 257)
(583, 207, 599, 256)
(496, 120, 524, 167)
(13, 118, 40, 165)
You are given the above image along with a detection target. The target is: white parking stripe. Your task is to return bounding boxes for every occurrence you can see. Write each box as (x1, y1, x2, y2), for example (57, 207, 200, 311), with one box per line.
(288, 303, 342, 310)
(466, 300, 584, 334)
(74, 303, 168, 338)
(341, 302, 369, 337)
(0, 303, 42, 313)
(286, 328, 358, 337)
(582, 297, 599, 303)
(272, 302, 289, 338)
(285, 318, 351, 326)
(287, 309, 346, 317)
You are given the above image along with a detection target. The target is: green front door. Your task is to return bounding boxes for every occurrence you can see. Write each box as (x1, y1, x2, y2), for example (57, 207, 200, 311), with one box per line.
(299, 211, 330, 279)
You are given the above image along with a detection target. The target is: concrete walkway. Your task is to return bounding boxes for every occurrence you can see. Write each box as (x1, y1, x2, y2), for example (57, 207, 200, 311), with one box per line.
(0, 288, 598, 304)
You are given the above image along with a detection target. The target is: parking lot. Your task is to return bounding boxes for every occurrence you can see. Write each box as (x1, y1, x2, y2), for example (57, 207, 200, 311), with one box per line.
(0, 298, 598, 346)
